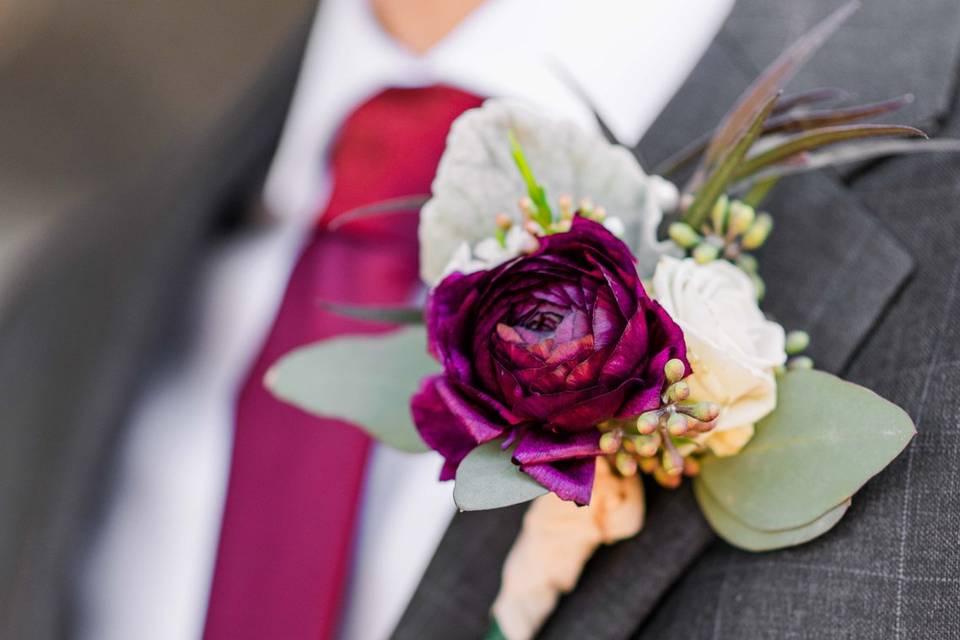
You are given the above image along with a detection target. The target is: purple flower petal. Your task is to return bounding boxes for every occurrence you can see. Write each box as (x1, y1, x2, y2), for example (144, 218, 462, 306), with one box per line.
(512, 429, 602, 465)
(520, 457, 596, 505)
(420, 214, 689, 503)
(410, 375, 504, 480)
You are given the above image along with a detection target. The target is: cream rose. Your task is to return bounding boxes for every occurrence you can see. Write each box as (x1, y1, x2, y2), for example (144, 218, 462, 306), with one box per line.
(651, 257, 786, 456)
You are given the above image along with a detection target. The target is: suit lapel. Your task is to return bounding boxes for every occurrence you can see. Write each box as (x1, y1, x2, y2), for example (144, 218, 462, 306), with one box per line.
(395, 0, 960, 636)
(392, 505, 527, 639)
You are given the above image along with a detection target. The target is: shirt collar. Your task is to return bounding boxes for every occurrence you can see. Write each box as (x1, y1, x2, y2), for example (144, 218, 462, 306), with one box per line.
(264, 0, 732, 222)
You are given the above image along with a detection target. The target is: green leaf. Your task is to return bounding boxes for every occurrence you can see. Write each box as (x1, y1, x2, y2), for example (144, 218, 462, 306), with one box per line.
(683, 93, 779, 229)
(454, 439, 548, 511)
(318, 300, 425, 325)
(483, 619, 509, 640)
(653, 89, 871, 177)
(264, 326, 439, 453)
(326, 194, 430, 231)
(735, 138, 960, 183)
(694, 479, 850, 552)
(508, 129, 553, 228)
(772, 87, 850, 115)
(763, 94, 913, 136)
(699, 369, 915, 531)
(700, 1, 859, 170)
(733, 124, 926, 181)
(741, 176, 779, 208)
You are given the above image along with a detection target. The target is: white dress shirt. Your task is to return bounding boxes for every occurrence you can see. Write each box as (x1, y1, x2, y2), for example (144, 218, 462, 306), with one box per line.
(77, 1, 732, 639)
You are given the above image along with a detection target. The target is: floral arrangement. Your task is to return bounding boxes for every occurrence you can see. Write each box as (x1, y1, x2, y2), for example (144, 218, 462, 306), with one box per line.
(264, 4, 953, 639)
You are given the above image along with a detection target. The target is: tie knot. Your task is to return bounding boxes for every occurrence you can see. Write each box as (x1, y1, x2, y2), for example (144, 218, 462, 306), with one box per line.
(321, 85, 484, 226)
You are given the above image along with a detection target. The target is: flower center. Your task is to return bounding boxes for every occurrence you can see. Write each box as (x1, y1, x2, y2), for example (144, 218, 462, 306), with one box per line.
(518, 309, 564, 333)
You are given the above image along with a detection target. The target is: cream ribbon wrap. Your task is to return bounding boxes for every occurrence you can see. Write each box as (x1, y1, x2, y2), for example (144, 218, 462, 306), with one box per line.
(491, 459, 644, 640)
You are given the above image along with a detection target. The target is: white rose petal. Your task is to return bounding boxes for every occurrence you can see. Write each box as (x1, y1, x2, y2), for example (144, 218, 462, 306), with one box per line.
(419, 99, 679, 285)
(652, 257, 786, 456)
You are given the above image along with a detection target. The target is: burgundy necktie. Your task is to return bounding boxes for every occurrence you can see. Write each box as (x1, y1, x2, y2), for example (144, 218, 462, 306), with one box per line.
(204, 85, 483, 639)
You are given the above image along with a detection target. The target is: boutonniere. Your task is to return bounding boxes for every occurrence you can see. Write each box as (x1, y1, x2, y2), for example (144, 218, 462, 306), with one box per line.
(264, 3, 958, 639)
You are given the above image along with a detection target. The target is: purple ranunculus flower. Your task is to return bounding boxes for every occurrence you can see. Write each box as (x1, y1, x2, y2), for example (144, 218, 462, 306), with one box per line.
(411, 217, 688, 504)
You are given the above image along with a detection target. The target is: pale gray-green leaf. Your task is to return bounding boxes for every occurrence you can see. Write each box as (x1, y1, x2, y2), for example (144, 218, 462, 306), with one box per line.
(699, 369, 914, 530)
(694, 478, 850, 552)
(264, 327, 438, 453)
(419, 100, 677, 283)
(454, 439, 548, 511)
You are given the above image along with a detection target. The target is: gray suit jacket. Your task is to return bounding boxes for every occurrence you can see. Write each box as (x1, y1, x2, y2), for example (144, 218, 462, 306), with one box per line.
(2, 1, 958, 638)
(394, 2, 960, 639)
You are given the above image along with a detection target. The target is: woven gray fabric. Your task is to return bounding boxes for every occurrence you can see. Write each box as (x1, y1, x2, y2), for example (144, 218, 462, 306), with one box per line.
(632, 1, 960, 638)
(395, 1, 960, 638)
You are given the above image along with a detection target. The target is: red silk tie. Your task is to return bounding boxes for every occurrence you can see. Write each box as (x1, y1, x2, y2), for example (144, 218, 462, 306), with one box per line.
(204, 86, 483, 639)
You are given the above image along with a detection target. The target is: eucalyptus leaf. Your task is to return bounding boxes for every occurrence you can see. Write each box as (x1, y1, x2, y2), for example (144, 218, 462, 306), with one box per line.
(699, 369, 915, 531)
(318, 300, 425, 325)
(454, 439, 548, 511)
(326, 194, 430, 231)
(264, 327, 438, 453)
(694, 479, 850, 552)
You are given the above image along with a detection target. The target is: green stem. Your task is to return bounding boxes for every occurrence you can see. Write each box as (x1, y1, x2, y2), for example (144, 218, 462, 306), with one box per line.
(484, 618, 509, 640)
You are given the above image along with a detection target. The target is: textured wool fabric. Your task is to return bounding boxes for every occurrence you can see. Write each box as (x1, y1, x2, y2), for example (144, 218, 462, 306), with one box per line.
(394, 0, 960, 638)
(630, 2, 960, 639)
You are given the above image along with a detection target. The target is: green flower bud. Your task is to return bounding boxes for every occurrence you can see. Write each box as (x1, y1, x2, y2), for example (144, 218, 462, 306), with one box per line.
(736, 253, 758, 274)
(691, 418, 717, 433)
(785, 330, 810, 355)
(672, 437, 699, 458)
(654, 465, 682, 488)
(788, 355, 814, 370)
(636, 411, 660, 435)
(667, 412, 689, 436)
(665, 380, 690, 403)
(668, 222, 701, 249)
(692, 242, 720, 264)
(661, 450, 684, 477)
(664, 358, 686, 384)
(639, 456, 659, 474)
(710, 194, 730, 234)
(740, 212, 773, 250)
(599, 430, 622, 454)
(677, 401, 720, 422)
(728, 200, 756, 235)
(615, 451, 638, 476)
(634, 433, 661, 458)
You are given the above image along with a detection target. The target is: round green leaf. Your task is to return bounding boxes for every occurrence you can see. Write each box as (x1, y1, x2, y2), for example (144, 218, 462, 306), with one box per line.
(699, 369, 914, 530)
(454, 440, 548, 511)
(264, 327, 438, 453)
(694, 478, 850, 552)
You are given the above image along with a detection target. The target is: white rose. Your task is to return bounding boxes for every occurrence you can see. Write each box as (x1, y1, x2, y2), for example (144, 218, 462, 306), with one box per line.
(651, 257, 786, 456)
